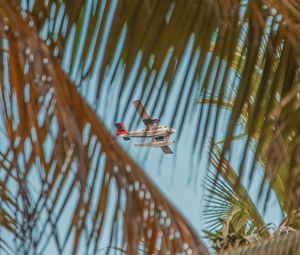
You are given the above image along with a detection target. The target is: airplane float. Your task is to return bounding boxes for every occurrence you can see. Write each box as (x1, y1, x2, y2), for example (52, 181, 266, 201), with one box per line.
(115, 100, 176, 154)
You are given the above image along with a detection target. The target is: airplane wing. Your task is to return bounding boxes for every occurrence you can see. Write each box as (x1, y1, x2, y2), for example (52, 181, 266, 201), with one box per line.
(153, 136, 173, 154)
(160, 145, 173, 154)
(132, 100, 154, 129)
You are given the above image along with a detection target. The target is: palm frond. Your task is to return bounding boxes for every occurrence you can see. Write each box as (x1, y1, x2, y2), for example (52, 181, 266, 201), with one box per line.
(0, 2, 208, 254)
(207, 141, 267, 229)
(203, 140, 272, 253)
(203, 172, 266, 233)
(203, 172, 267, 253)
(0, 180, 18, 235)
(8, 0, 300, 252)
(23, 0, 300, 209)
(222, 231, 300, 255)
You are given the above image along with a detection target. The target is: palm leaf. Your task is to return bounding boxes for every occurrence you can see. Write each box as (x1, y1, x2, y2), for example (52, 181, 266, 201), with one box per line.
(23, 0, 300, 209)
(222, 231, 300, 255)
(10, 0, 300, 252)
(203, 141, 270, 253)
(207, 141, 267, 229)
(0, 180, 18, 236)
(203, 172, 267, 254)
(0, 2, 208, 254)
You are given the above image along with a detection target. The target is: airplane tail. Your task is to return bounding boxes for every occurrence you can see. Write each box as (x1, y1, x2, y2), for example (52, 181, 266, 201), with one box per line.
(114, 122, 130, 140)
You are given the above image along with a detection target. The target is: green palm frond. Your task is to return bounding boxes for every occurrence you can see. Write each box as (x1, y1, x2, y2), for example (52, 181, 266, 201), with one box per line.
(203, 172, 267, 253)
(23, 0, 300, 209)
(207, 141, 267, 229)
(0, 2, 208, 254)
(203, 172, 266, 234)
(3, 0, 300, 253)
(203, 141, 271, 253)
(204, 141, 300, 253)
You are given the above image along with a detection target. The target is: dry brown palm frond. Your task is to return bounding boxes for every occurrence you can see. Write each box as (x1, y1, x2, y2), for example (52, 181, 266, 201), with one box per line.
(10, 0, 300, 252)
(0, 2, 208, 254)
(0, 179, 18, 236)
(22, 0, 300, 210)
(221, 230, 300, 255)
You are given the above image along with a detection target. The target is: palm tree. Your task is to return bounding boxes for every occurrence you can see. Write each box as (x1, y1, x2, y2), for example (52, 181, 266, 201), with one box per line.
(0, 1, 207, 254)
(1, 0, 300, 254)
(203, 140, 300, 254)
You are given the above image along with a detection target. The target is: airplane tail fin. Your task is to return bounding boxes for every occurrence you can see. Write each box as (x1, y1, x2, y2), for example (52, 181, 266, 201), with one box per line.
(114, 122, 130, 140)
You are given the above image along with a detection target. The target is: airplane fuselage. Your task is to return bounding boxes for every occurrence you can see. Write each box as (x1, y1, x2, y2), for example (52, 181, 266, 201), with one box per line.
(126, 126, 175, 138)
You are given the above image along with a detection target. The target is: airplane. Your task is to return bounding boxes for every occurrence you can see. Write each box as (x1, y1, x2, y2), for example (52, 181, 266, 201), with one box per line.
(114, 100, 176, 154)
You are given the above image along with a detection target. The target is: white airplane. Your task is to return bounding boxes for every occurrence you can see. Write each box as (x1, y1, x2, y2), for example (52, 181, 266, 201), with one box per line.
(115, 100, 176, 154)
